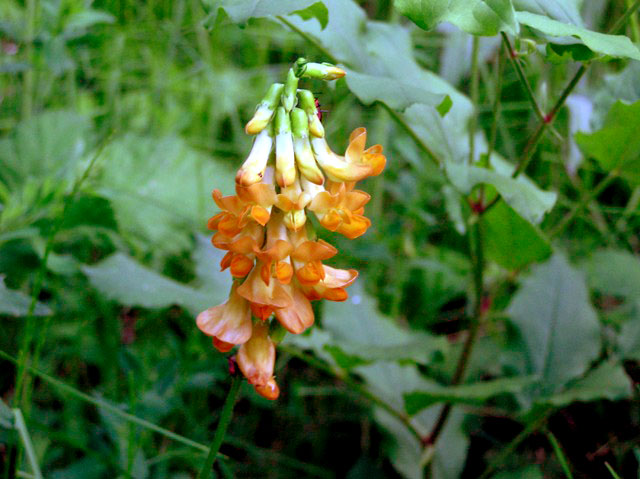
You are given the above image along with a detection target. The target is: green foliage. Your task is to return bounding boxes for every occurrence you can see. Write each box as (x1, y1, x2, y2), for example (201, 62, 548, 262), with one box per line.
(0, 278, 51, 317)
(576, 100, 640, 184)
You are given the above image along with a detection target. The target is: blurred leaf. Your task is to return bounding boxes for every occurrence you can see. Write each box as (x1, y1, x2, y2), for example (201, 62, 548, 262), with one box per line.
(540, 361, 632, 407)
(445, 159, 557, 224)
(618, 300, 640, 360)
(404, 375, 538, 415)
(205, 0, 327, 26)
(0, 111, 90, 190)
(82, 238, 230, 315)
(0, 278, 51, 317)
(394, 0, 518, 36)
(0, 399, 13, 429)
(492, 465, 544, 479)
(576, 101, 640, 185)
(63, 9, 115, 33)
(513, 0, 583, 26)
(345, 70, 448, 112)
(593, 61, 640, 128)
(508, 254, 601, 395)
(517, 12, 640, 61)
(442, 185, 466, 234)
(583, 249, 640, 299)
(356, 362, 468, 479)
(96, 134, 235, 253)
(321, 282, 448, 365)
(483, 201, 552, 270)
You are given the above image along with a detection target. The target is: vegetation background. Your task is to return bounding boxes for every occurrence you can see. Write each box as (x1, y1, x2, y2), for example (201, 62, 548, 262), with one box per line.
(1, 0, 640, 478)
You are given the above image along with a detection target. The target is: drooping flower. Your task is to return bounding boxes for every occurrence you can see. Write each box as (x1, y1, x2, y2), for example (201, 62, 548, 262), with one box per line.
(196, 58, 386, 400)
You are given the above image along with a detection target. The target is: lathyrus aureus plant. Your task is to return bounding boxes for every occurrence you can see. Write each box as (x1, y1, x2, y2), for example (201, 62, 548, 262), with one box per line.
(196, 58, 386, 400)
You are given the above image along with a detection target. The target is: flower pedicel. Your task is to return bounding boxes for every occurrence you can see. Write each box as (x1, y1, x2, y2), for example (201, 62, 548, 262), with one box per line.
(197, 58, 386, 400)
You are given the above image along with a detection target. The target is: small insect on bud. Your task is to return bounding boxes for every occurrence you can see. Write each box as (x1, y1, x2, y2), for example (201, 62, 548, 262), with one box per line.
(298, 89, 324, 138)
(245, 83, 284, 135)
(275, 107, 296, 187)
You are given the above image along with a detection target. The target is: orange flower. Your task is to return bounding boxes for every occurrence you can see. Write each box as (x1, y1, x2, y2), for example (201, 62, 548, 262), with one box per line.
(301, 265, 358, 302)
(274, 281, 314, 334)
(197, 284, 253, 351)
(237, 321, 276, 389)
(275, 179, 311, 231)
(307, 180, 372, 239)
(236, 260, 293, 320)
(311, 128, 385, 182)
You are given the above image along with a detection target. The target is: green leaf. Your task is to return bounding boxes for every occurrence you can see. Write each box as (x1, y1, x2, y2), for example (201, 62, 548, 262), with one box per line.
(513, 0, 584, 26)
(593, 61, 640, 128)
(483, 201, 552, 270)
(0, 278, 51, 317)
(64, 9, 115, 33)
(517, 11, 640, 61)
(545, 42, 597, 63)
(394, 0, 518, 36)
(403, 375, 538, 415)
(96, 134, 235, 253)
(618, 300, 640, 360)
(508, 254, 601, 395)
(575, 101, 640, 185)
(81, 235, 230, 315)
(583, 249, 640, 300)
(539, 361, 632, 407)
(0, 399, 13, 429)
(445, 157, 557, 224)
(204, 0, 327, 26)
(345, 69, 448, 112)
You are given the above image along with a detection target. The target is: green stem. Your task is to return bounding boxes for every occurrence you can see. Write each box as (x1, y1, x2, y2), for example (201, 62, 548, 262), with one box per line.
(424, 217, 484, 447)
(549, 171, 618, 238)
(22, 0, 36, 119)
(611, 0, 640, 34)
(469, 36, 480, 164)
(625, 0, 640, 42)
(275, 16, 339, 65)
(546, 430, 574, 479)
(501, 33, 545, 124)
(382, 104, 441, 166)
(197, 377, 242, 479)
(487, 42, 505, 163)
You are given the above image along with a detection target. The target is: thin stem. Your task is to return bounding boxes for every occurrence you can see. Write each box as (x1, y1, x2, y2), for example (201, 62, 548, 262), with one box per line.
(469, 36, 480, 164)
(487, 42, 505, 162)
(424, 217, 484, 446)
(197, 376, 242, 479)
(478, 409, 551, 479)
(382, 104, 441, 166)
(611, 0, 640, 34)
(549, 170, 618, 238)
(626, 0, 640, 42)
(546, 430, 574, 479)
(501, 33, 545, 123)
(275, 16, 338, 65)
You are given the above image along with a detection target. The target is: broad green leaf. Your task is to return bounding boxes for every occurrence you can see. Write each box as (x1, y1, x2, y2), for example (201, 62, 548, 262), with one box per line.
(575, 101, 640, 185)
(508, 254, 601, 395)
(0, 110, 90, 190)
(517, 11, 640, 61)
(539, 361, 632, 407)
(82, 237, 230, 315)
(483, 201, 552, 270)
(545, 43, 597, 63)
(513, 0, 583, 26)
(593, 61, 640, 128)
(345, 70, 448, 112)
(404, 375, 538, 415)
(356, 362, 468, 479)
(0, 278, 51, 317)
(445, 158, 557, 224)
(204, 0, 328, 28)
(394, 0, 518, 36)
(96, 134, 235, 253)
(619, 300, 640, 360)
(321, 282, 448, 365)
(583, 249, 640, 299)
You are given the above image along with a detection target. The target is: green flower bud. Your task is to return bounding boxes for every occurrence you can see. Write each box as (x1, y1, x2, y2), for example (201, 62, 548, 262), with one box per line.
(245, 83, 284, 135)
(297, 89, 324, 138)
(291, 108, 324, 185)
(281, 68, 299, 112)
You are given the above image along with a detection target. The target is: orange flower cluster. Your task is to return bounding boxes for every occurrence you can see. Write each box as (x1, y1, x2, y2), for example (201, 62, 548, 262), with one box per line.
(196, 60, 386, 400)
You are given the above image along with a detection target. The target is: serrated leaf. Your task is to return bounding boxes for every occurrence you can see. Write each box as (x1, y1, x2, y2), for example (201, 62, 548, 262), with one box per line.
(0, 278, 51, 317)
(508, 254, 601, 395)
(445, 158, 557, 224)
(345, 70, 448, 112)
(575, 100, 640, 184)
(483, 201, 552, 270)
(394, 0, 518, 36)
(539, 361, 632, 407)
(517, 11, 640, 61)
(82, 237, 230, 314)
(583, 249, 640, 299)
(403, 375, 538, 415)
(96, 134, 235, 253)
